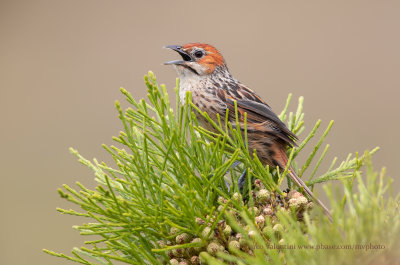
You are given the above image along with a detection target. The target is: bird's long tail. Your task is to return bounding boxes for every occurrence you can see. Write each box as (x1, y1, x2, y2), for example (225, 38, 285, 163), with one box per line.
(288, 168, 333, 222)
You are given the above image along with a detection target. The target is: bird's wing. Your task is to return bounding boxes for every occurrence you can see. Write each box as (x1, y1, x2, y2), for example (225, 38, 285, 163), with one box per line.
(216, 83, 298, 147)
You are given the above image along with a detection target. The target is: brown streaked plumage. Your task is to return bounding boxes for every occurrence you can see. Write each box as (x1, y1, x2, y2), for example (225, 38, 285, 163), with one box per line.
(164, 43, 332, 221)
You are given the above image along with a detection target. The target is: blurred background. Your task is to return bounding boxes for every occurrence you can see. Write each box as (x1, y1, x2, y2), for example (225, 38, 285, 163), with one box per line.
(1, 1, 399, 264)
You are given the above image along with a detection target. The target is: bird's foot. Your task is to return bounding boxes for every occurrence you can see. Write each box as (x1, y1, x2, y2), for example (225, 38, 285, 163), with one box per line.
(223, 160, 247, 193)
(237, 168, 247, 191)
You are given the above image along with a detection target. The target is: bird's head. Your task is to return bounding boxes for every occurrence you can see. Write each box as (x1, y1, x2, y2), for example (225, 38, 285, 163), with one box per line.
(164, 43, 226, 77)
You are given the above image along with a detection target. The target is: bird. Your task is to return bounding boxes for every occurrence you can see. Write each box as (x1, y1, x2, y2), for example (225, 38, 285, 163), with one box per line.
(164, 43, 332, 221)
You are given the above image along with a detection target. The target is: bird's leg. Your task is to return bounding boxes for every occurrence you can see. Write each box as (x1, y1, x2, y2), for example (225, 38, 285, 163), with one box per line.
(224, 160, 243, 192)
(230, 160, 242, 169)
(227, 161, 248, 192)
(237, 168, 247, 191)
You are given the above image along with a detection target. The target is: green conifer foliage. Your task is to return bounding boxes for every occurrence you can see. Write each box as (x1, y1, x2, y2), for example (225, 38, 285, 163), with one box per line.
(44, 72, 399, 265)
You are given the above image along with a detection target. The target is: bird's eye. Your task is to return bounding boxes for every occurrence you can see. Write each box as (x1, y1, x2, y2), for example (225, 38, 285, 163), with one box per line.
(194, 50, 204, 59)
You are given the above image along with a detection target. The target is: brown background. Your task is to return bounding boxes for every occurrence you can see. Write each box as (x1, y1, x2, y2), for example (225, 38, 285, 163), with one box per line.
(1, 1, 399, 264)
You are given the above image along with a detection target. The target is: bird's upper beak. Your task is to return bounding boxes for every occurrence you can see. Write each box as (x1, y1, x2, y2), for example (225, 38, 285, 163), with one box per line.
(164, 45, 193, 65)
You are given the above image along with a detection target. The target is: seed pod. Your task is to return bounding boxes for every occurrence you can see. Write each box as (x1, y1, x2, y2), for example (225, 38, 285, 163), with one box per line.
(176, 233, 191, 244)
(157, 240, 166, 248)
(288, 191, 302, 199)
(223, 224, 232, 238)
(255, 215, 265, 228)
(251, 206, 261, 216)
(288, 198, 299, 208)
(262, 206, 273, 216)
(195, 217, 205, 225)
(171, 248, 185, 258)
(232, 192, 243, 203)
(205, 215, 215, 225)
(273, 223, 283, 232)
(199, 252, 207, 263)
(179, 260, 189, 265)
(217, 220, 226, 229)
(248, 229, 257, 239)
(207, 242, 223, 256)
(190, 238, 203, 252)
(262, 226, 274, 239)
(290, 196, 308, 209)
(217, 205, 225, 212)
(254, 179, 264, 189)
(201, 227, 215, 239)
(169, 259, 179, 265)
(256, 189, 270, 203)
(170, 227, 180, 236)
(297, 196, 308, 207)
(217, 196, 227, 204)
(190, 256, 200, 265)
(228, 240, 240, 251)
(273, 224, 284, 236)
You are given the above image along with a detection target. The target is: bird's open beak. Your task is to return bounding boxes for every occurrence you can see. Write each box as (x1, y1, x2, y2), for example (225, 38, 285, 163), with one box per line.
(164, 45, 193, 65)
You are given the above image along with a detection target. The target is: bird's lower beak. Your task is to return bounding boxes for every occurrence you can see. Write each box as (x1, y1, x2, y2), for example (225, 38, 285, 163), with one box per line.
(164, 45, 193, 65)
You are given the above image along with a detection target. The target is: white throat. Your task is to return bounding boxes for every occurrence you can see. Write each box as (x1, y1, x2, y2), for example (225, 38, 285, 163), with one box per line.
(174, 65, 209, 104)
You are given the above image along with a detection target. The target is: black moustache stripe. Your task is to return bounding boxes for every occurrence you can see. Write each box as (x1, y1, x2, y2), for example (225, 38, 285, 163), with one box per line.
(182, 64, 199, 75)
